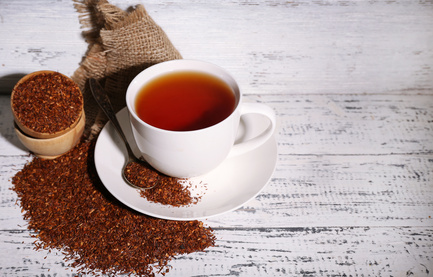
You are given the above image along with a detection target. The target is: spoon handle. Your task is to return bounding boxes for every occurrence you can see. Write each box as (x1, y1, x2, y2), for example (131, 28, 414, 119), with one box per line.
(88, 78, 134, 157)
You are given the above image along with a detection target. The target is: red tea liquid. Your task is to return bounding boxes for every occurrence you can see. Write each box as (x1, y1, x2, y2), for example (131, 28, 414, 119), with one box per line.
(135, 71, 236, 131)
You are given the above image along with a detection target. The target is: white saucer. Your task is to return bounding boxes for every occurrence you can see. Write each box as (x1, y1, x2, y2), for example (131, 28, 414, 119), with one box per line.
(94, 107, 277, 221)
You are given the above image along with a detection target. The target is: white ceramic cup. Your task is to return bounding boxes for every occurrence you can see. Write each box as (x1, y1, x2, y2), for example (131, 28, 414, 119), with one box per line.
(126, 60, 276, 178)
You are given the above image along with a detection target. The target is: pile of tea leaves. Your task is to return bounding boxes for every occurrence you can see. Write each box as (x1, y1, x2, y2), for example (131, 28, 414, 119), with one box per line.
(12, 140, 215, 276)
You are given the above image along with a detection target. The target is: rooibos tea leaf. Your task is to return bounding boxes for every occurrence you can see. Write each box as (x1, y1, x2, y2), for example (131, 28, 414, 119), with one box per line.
(12, 140, 215, 276)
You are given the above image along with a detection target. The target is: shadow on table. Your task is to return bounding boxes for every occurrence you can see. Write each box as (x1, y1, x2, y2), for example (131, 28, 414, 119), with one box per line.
(0, 73, 26, 95)
(0, 73, 28, 152)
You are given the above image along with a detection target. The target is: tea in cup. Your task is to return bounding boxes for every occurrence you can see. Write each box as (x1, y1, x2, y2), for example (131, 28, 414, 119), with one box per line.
(126, 59, 276, 178)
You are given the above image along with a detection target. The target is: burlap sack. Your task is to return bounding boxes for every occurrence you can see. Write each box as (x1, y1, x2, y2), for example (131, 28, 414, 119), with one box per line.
(71, 0, 182, 139)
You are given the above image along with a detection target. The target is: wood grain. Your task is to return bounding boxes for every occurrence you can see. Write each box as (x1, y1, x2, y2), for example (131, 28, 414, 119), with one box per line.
(1, 0, 432, 95)
(2, 91, 432, 274)
(1, 0, 432, 276)
(1, 227, 432, 276)
(2, 94, 433, 156)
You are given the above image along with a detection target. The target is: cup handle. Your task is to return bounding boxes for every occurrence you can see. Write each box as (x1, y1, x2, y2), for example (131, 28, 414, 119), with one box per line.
(228, 102, 276, 158)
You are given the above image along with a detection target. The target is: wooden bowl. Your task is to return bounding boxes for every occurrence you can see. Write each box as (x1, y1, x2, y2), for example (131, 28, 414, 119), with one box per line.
(11, 70, 84, 139)
(14, 111, 85, 159)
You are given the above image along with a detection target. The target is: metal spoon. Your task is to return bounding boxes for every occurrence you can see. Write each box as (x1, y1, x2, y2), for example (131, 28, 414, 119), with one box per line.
(89, 78, 157, 191)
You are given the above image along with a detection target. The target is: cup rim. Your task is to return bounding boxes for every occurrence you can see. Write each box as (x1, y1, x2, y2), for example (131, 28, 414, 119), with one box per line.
(126, 59, 242, 134)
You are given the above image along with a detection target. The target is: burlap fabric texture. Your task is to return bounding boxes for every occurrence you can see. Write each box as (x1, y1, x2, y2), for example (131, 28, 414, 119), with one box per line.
(71, 0, 182, 139)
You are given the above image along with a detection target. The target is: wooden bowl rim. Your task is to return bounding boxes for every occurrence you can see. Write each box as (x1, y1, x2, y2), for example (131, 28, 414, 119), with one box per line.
(11, 70, 83, 139)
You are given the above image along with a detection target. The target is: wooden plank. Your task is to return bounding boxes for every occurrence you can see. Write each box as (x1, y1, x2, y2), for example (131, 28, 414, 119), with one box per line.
(1, 0, 433, 95)
(0, 227, 431, 276)
(2, 151, 432, 229)
(170, 226, 433, 276)
(0, 0, 86, 93)
(2, 94, 433, 156)
(2, 93, 432, 227)
(1, 0, 433, 276)
(247, 93, 433, 155)
(211, 154, 433, 227)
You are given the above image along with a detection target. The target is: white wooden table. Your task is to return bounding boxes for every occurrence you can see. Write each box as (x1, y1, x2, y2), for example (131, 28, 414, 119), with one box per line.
(1, 0, 433, 276)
